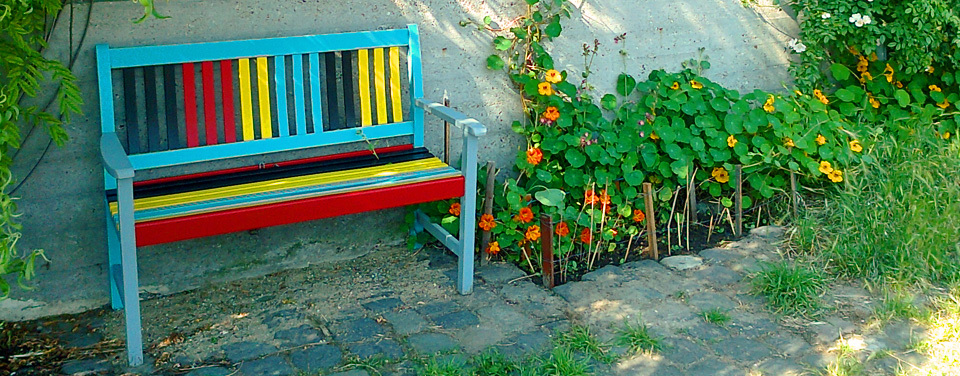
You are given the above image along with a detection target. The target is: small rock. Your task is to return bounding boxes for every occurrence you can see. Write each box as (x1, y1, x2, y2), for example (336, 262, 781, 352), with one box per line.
(274, 325, 322, 346)
(809, 317, 857, 344)
(431, 310, 479, 329)
(289, 344, 342, 371)
(690, 265, 742, 286)
(222, 341, 277, 363)
(407, 332, 459, 354)
(477, 263, 526, 284)
(581, 265, 623, 282)
(749, 225, 785, 238)
(620, 259, 668, 272)
(660, 255, 703, 271)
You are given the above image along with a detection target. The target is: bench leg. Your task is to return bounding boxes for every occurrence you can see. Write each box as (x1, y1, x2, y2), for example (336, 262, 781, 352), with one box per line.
(456, 131, 480, 295)
(106, 201, 123, 310)
(117, 177, 144, 366)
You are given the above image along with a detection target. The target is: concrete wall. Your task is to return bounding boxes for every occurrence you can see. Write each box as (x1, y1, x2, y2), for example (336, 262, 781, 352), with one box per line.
(1, 0, 797, 320)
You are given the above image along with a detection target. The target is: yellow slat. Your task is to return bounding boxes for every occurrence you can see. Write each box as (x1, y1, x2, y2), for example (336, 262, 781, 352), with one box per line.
(374, 48, 388, 124)
(115, 158, 449, 212)
(238, 58, 254, 141)
(256, 57, 273, 139)
(389, 47, 403, 122)
(358, 49, 372, 126)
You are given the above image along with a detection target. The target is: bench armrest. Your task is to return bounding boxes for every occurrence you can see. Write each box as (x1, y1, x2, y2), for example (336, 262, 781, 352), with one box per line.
(101, 133, 135, 179)
(415, 99, 487, 137)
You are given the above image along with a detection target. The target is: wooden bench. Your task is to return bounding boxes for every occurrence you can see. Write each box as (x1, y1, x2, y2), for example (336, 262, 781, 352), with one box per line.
(96, 25, 485, 366)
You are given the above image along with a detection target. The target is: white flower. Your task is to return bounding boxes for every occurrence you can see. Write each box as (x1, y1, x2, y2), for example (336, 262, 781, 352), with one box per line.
(849, 13, 862, 23)
(849, 13, 871, 27)
(787, 39, 807, 53)
(822, 12, 831, 19)
(862, 15, 872, 25)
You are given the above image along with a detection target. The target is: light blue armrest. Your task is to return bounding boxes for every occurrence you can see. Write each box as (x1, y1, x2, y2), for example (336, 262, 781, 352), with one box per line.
(101, 133, 135, 179)
(415, 99, 488, 137)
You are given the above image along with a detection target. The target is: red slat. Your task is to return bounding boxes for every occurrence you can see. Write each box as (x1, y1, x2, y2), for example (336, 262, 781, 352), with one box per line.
(201, 61, 218, 145)
(134, 144, 414, 187)
(182, 63, 199, 147)
(135, 176, 465, 246)
(220, 60, 237, 143)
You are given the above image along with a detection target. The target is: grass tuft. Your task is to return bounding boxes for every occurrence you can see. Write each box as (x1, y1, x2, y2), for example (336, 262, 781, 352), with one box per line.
(700, 308, 731, 326)
(539, 346, 592, 376)
(470, 350, 516, 376)
(555, 325, 613, 363)
(873, 290, 923, 323)
(616, 322, 663, 354)
(750, 261, 825, 315)
(417, 357, 464, 376)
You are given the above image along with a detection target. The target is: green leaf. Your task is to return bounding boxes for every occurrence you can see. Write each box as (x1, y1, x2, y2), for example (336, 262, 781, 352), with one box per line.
(601, 94, 617, 110)
(535, 188, 566, 207)
(624, 170, 645, 186)
(721, 197, 733, 207)
(535, 169, 553, 182)
(565, 149, 587, 167)
(894, 90, 911, 107)
(486, 55, 505, 70)
(545, 17, 562, 38)
(835, 89, 855, 102)
(616, 74, 637, 96)
(525, 0, 540, 4)
(564, 169, 585, 187)
(830, 63, 851, 81)
(493, 36, 513, 51)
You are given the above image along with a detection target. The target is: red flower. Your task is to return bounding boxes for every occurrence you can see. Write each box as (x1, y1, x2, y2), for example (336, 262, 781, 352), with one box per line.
(584, 190, 599, 205)
(448, 202, 461, 216)
(525, 225, 541, 241)
(542, 107, 560, 122)
(555, 222, 570, 237)
(526, 147, 543, 165)
(632, 209, 646, 223)
(580, 228, 593, 244)
(515, 207, 534, 223)
(478, 214, 497, 231)
(485, 241, 501, 255)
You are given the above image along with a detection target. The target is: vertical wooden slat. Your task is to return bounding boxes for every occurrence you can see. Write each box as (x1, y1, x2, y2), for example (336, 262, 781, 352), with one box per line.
(162, 65, 180, 150)
(292, 54, 307, 136)
(121, 69, 141, 154)
(373, 48, 388, 125)
(357, 49, 372, 126)
(275, 55, 289, 137)
(480, 161, 496, 264)
(238, 58, 254, 141)
(540, 214, 555, 289)
(201, 61, 218, 145)
(389, 46, 403, 123)
(256, 56, 272, 139)
(142, 66, 160, 152)
(323, 52, 341, 129)
(790, 172, 799, 218)
(643, 182, 659, 260)
(341, 50, 357, 128)
(181, 63, 199, 148)
(219, 60, 237, 143)
(309, 53, 323, 134)
(408, 25, 424, 147)
(735, 165, 743, 237)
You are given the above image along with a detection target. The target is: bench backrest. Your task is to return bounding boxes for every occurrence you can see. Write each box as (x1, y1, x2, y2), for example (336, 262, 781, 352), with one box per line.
(96, 25, 426, 174)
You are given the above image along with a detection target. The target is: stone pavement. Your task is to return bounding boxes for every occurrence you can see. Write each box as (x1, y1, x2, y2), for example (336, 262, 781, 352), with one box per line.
(41, 226, 927, 375)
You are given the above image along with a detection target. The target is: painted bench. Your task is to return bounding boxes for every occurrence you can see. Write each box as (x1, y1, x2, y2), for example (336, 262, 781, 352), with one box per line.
(96, 25, 485, 366)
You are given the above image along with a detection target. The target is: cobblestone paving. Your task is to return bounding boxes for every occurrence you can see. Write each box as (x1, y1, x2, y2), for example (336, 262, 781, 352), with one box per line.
(40, 226, 927, 375)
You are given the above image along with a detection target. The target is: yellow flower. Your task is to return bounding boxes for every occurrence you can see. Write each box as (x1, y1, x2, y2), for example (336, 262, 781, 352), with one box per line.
(727, 135, 737, 148)
(650, 132, 660, 140)
(538, 82, 553, 96)
(763, 95, 776, 113)
(943, 132, 952, 139)
(783, 137, 795, 148)
(815, 134, 826, 146)
(868, 94, 880, 109)
(849, 139, 863, 153)
(690, 80, 703, 89)
(895, 81, 903, 89)
(856, 55, 869, 73)
(929, 85, 942, 93)
(859, 71, 873, 83)
(813, 89, 829, 105)
(937, 99, 950, 109)
(544, 69, 562, 84)
(828, 169, 843, 183)
(794, 90, 803, 96)
(670, 81, 680, 90)
(711, 167, 730, 184)
(485, 241, 501, 255)
(818, 161, 834, 175)
(928, 66, 935, 74)
(883, 64, 894, 83)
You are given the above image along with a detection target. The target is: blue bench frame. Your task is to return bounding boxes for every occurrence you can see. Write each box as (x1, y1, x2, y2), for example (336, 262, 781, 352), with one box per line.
(97, 25, 485, 366)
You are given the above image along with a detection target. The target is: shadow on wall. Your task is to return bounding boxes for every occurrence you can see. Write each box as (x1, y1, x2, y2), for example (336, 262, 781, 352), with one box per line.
(2, 0, 795, 321)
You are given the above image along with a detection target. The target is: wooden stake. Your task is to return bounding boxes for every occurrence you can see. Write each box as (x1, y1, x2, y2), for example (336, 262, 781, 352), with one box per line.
(642, 183, 659, 260)
(443, 93, 451, 165)
(735, 164, 743, 237)
(790, 171, 798, 218)
(540, 214, 555, 289)
(688, 165, 698, 224)
(480, 162, 496, 263)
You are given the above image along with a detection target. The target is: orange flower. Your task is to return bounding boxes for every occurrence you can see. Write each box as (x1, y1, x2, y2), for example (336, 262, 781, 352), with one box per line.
(516, 207, 534, 223)
(584, 189, 599, 205)
(579, 228, 593, 244)
(928, 66, 935, 74)
(814, 89, 829, 105)
(538, 82, 553, 96)
(448, 202, 461, 216)
(478, 214, 497, 231)
(485, 241, 501, 255)
(608, 228, 618, 237)
(633, 209, 646, 223)
(525, 225, 541, 241)
(542, 106, 560, 121)
(555, 222, 570, 237)
(526, 147, 543, 165)
(545, 69, 562, 84)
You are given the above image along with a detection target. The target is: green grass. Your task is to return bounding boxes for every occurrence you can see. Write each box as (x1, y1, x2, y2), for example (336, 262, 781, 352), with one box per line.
(555, 325, 613, 363)
(417, 357, 464, 376)
(699, 308, 731, 326)
(750, 261, 825, 315)
(873, 290, 923, 323)
(538, 347, 592, 376)
(820, 342, 864, 376)
(616, 322, 662, 354)
(470, 350, 516, 376)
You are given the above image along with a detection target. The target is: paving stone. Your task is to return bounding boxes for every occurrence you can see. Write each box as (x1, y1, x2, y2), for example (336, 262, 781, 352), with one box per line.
(755, 358, 804, 376)
(687, 292, 739, 311)
(620, 259, 669, 273)
(660, 255, 703, 271)
(581, 265, 624, 282)
(541, 320, 571, 333)
(432, 310, 479, 329)
(661, 337, 708, 366)
(497, 330, 551, 357)
(416, 301, 458, 318)
(289, 344, 342, 371)
(711, 336, 774, 363)
(808, 317, 856, 344)
(615, 354, 684, 375)
(335, 318, 386, 343)
(329, 370, 371, 376)
(407, 332, 459, 354)
(476, 304, 535, 332)
(348, 339, 404, 360)
(362, 297, 404, 313)
(456, 326, 504, 353)
(236, 356, 293, 376)
(552, 281, 592, 303)
(729, 318, 779, 338)
(382, 310, 428, 335)
(426, 248, 456, 269)
(684, 323, 729, 342)
(477, 263, 526, 284)
(690, 265, 742, 286)
(685, 359, 743, 375)
(185, 367, 233, 376)
(222, 341, 278, 363)
(749, 226, 785, 238)
(880, 320, 926, 349)
(61, 359, 112, 375)
(273, 324, 322, 346)
(799, 351, 838, 368)
(763, 333, 812, 357)
(698, 248, 744, 263)
(260, 309, 301, 329)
